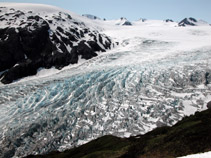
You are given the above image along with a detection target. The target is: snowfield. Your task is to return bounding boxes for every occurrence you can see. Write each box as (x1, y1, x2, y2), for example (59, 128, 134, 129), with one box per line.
(178, 151, 211, 158)
(0, 3, 211, 158)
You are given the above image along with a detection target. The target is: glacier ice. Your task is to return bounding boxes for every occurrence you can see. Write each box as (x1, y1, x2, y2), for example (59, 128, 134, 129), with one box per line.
(0, 40, 211, 157)
(0, 6, 211, 156)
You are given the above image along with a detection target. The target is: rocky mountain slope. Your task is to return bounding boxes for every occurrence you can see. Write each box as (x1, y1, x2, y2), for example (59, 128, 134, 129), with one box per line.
(178, 17, 209, 26)
(0, 4, 113, 84)
(26, 108, 211, 158)
(115, 17, 132, 26)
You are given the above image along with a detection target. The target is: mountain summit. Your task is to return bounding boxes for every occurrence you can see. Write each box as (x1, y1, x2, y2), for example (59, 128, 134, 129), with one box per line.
(115, 17, 132, 26)
(178, 17, 209, 26)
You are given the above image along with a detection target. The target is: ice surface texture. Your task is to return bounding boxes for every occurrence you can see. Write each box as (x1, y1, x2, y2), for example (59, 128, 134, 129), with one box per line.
(0, 3, 211, 158)
(1, 44, 211, 157)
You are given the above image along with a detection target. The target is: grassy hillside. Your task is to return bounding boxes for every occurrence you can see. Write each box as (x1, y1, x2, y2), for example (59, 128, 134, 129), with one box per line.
(27, 108, 211, 158)
(123, 108, 211, 158)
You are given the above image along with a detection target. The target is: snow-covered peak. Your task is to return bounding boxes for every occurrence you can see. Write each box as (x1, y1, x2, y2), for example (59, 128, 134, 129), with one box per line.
(178, 17, 209, 26)
(0, 2, 106, 30)
(132, 19, 177, 27)
(82, 14, 101, 20)
(165, 19, 174, 23)
(138, 18, 147, 22)
(197, 19, 210, 25)
(0, 3, 63, 13)
(115, 17, 132, 26)
(0, 2, 113, 83)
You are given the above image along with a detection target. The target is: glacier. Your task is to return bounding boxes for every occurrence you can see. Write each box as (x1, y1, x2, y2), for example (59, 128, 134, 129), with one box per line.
(1, 39, 211, 157)
(0, 3, 211, 158)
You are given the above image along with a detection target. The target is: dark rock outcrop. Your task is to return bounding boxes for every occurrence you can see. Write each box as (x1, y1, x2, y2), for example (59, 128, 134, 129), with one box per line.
(82, 14, 101, 20)
(0, 15, 56, 83)
(116, 17, 132, 26)
(122, 21, 132, 26)
(178, 17, 197, 26)
(71, 41, 98, 60)
(165, 19, 174, 22)
(0, 28, 25, 72)
(207, 101, 211, 109)
(0, 7, 113, 84)
(1, 59, 43, 84)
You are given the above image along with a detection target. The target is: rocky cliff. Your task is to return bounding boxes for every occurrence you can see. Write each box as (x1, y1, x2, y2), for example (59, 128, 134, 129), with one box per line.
(0, 5, 113, 84)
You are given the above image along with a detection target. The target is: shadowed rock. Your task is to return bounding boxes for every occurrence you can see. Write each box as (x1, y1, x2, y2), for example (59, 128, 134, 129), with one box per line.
(178, 17, 197, 26)
(0, 8, 113, 84)
(207, 101, 211, 109)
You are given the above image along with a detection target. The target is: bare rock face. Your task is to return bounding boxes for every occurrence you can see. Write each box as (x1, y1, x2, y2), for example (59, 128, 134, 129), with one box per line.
(116, 17, 132, 26)
(165, 19, 174, 22)
(82, 14, 101, 20)
(0, 28, 25, 72)
(207, 101, 211, 109)
(178, 17, 197, 26)
(0, 7, 113, 84)
(122, 21, 132, 26)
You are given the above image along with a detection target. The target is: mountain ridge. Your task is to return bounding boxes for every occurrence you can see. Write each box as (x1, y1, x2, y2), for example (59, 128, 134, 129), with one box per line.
(0, 3, 113, 84)
(178, 17, 209, 27)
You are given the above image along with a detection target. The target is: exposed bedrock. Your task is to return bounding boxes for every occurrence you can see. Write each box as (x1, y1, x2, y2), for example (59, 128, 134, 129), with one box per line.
(0, 10, 113, 84)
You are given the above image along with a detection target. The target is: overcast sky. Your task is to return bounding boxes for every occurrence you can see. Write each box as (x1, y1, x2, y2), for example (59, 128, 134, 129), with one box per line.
(0, 0, 211, 23)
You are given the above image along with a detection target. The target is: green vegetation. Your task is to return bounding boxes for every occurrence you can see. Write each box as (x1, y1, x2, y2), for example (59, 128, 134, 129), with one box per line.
(122, 109, 211, 158)
(26, 109, 211, 158)
(26, 135, 131, 158)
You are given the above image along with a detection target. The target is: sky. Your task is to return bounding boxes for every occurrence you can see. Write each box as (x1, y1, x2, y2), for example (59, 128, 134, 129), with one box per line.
(0, 0, 211, 23)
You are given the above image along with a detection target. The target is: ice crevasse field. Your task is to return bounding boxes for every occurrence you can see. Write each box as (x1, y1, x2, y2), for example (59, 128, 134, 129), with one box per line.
(0, 3, 211, 157)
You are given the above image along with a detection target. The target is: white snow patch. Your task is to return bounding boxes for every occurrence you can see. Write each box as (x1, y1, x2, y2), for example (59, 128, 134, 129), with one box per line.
(124, 132, 131, 138)
(182, 100, 198, 116)
(178, 151, 211, 158)
(77, 139, 89, 146)
(14, 67, 60, 84)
